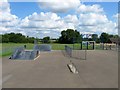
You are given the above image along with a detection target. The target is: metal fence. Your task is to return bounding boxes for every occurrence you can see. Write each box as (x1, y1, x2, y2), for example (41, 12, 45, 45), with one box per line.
(65, 45, 72, 57)
(96, 43, 118, 51)
(64, 45, 87, 60)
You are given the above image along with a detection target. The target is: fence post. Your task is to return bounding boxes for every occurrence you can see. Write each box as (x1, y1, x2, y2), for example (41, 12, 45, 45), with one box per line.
(87, 42, 89, 50)
(81, 42, 82, 50)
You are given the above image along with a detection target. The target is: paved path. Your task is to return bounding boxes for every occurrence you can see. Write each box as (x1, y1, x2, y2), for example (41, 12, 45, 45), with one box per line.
(2, 50, 118, 88)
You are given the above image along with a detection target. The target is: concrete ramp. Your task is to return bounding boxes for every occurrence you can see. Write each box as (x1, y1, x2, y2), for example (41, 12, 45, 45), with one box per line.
(10, 44, 51, 60)
(10, 47, 24, 59)
(10, 47, 39, 60)
(33, 44, 52, 51)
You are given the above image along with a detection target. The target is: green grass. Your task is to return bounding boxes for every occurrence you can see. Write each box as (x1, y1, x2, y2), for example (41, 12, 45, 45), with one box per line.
(0, 43, 102, 57)
(2, 43, 34, 50)
(51, 44, 73, 50)
(1, 51, 12, 57)
(1, 43, 34, 57)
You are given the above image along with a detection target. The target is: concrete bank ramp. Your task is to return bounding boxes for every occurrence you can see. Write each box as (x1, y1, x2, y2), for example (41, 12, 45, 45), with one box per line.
(10, 47, 39, 60)
(33, 44, 52, 51)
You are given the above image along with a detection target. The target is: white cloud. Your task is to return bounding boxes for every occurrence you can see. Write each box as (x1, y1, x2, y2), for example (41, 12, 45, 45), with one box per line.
(113, 13, 119, 20)
(37, 0, 80, 13)
(64, 15, 79, 24)
(0, 0, 10, 13)
(0, 0, 20, 34)
(19, 12, 63, 38)
(75, 3, 117, 35)
(19, 12, 80, 38)
(77, 4, 104, 14)
(20, 12, 79, 30)
(0, 0, 18, 22)
(20, 12, 62, 29)
(77, 13, 117, 34)
(79, 13, 108, 25)
(0, 0, 118, 38)
(28, 12, 61, 21)
(0, 12, 18, 22)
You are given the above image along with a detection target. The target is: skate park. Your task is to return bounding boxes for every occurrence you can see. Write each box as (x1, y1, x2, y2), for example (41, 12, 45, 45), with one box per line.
(1, 1, 119, 89)
(9, 42, 52, 60)
(2, 39, 118, 88)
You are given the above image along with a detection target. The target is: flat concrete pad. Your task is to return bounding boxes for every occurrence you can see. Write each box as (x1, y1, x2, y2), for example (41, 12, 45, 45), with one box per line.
(72, 50, 118, 88)
(2, 50, 118, 88)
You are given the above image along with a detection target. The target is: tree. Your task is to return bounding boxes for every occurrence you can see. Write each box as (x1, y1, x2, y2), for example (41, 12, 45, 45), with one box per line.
(113, 35, 119, 38)
(0, 35, 2, 43)
(1, 32, 36, 43)
(42, 36, 50, 43)
(100, 32, 110, 43)
(92, 34, 98, 41)
(59, 29, 82, 44)
(28, 37, 35, 43)
(2, 34, 9, 43)
(91, 34, 100, 43)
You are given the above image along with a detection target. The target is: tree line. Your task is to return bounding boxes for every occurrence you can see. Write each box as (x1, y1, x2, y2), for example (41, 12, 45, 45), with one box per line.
(58, 29, 119, 44)
(1, 33, 36, 43)
(0, 29, 119, 44)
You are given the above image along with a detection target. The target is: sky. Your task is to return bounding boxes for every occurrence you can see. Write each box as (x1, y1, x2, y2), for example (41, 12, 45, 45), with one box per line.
(0, 0, 119, 38)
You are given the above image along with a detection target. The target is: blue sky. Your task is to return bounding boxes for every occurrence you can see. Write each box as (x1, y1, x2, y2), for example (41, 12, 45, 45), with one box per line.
(10, 2, 118, 20)
(0, 0, 118, 38)
(10, 2, 40, 19)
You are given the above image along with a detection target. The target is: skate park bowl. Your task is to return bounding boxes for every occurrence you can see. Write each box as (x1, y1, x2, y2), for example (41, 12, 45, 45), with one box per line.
(9, 46, 40, 60)
(33, 44, 52, 51)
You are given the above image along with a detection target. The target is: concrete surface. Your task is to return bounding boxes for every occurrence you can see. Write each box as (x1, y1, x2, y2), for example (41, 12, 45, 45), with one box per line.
(2, 50, 118, 88)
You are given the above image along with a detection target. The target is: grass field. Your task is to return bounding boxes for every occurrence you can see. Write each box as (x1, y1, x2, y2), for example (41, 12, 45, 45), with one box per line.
(0, 43, 76, 57)
(0, 43, 105, 57)
(1, 43, 34, 57)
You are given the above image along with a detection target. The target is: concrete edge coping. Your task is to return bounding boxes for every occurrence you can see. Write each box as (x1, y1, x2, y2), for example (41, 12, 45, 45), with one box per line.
(67, 63, 78, 74)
